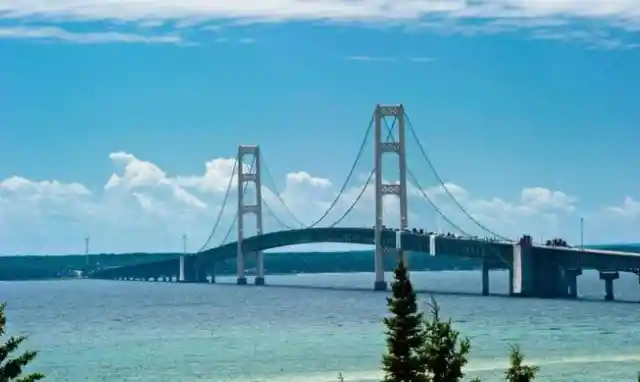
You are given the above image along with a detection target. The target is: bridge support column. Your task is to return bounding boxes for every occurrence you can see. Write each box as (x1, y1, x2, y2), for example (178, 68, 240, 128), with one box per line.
(373, 104, 408, 291)
(179, 256, 186, 282)
(599, 271, 619, 301)
(237, 144, 264, 286)
(564, 269, 581, 299)
(180, 256, 192, 283)
(178, 255, 206, 283)
(195, 261, 207, 283)
(512, 236, 569, 298)
(508, 267, 514, 296)
(481, 260, 490, 296)
(255, 252, 265, 285)
(511, 236, 534, 297)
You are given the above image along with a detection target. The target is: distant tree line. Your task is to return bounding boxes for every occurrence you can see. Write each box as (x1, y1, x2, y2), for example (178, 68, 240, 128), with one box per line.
(0, 251, 487, 281)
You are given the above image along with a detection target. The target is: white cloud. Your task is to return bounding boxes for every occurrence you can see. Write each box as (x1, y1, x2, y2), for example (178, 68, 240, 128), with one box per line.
(605, 197, 640, 220)
(0, 0, 638, 24)
(0, 26, 184, 44)
(0, 151, 636, 254)
(0, 1, 638, 47)
(409, 182, 578, 240)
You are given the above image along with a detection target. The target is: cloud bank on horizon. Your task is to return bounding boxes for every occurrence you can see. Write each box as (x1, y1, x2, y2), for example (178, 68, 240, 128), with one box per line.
(0, 151, 638, 254)
(0, 0, 638, 48)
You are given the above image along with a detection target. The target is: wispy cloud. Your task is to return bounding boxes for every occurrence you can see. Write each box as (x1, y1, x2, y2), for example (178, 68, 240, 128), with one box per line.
(0, 0, 638, 27)
(213, 37, 256, 44)
(415, 17, 640, 50)
(347, 56, 398, 62)
(347, 56, 434, 63)
(531, 29, 640, 50)
(0, 26, 183, 44)
(0, 0, 638, 47)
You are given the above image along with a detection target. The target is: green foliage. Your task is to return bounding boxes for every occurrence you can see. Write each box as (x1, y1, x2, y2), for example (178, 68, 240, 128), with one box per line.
(420, 298, 473, 382)
(504, 345, 538, 382)
(0, 303, 44, 381)
(381, 260, 428, 382)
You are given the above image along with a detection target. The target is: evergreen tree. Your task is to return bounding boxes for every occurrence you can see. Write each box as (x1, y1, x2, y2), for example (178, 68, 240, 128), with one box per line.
(0, 303, 44, 381)
(504, 345, 538, 382)
(420, 298, 473, 382)
(381, 260, 427, 382)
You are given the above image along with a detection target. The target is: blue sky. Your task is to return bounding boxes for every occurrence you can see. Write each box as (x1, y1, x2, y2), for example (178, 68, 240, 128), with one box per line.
(0, 1, 639, 254)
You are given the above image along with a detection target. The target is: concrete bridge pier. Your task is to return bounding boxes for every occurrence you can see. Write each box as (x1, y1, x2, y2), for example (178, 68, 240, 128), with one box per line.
(511, 235, 567, 298)
(236, 250, 247, 284)
(511, 236, 534, 297)
(564, 269, 582, 298)
(373, 249, 387, 291)
(481, 260, 490, 296)
(209, 265, 216, 284)
(179, 256, 186, 282)
(178, 255, 207, 283)
(508, 267, 514, 295)
(599, 271, 619, 301)
(255, 251, 265, 286)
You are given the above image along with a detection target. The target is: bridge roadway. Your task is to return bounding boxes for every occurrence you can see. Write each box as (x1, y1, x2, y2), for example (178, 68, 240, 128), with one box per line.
(90, 227, 640, 301)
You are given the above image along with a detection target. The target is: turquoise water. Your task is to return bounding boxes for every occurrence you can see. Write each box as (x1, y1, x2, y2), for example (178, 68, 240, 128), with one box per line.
(2, 270, 640, 381)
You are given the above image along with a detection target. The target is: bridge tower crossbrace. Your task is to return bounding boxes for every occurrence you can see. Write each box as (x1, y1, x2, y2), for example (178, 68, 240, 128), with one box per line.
(236, 145, 265, 285)
(374, 104, 409, 291)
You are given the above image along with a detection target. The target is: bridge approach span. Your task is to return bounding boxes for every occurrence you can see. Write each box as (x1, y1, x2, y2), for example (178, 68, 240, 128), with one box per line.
(90, 228, 512, 279)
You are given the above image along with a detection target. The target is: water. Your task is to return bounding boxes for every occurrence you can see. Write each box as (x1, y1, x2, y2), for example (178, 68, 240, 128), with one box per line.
(2, 270, 640, 381)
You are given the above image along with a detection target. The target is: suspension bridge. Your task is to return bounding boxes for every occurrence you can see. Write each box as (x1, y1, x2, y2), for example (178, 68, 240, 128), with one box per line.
(90, 105, 640, 301)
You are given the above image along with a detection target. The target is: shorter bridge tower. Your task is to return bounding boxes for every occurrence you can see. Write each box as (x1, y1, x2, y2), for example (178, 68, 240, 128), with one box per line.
(236, 145, 265, 285)
(374, 104, 409, 291)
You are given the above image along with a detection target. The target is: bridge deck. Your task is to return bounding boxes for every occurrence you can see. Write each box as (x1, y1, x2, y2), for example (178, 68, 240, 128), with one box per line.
(89, 227, 640, 279)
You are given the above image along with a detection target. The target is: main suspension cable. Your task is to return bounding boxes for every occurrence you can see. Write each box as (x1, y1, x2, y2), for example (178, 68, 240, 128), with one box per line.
(198, 156, 256, 252)
(219, 213, 236, 246)
(322, 113, 400, 228)
(263, 198, 297, 230)
(196, 158, 238, 252)
(293, 114, 375, 228)
(404, 112, 512, 242)
(327, 169, 374, 227)
(380, 117, 471, 236)
(260, 153, 305, 228)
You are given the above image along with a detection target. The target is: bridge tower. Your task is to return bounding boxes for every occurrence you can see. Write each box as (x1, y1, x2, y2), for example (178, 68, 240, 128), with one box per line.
(236, 145, 265, 285)
(374, 104, 409, 291)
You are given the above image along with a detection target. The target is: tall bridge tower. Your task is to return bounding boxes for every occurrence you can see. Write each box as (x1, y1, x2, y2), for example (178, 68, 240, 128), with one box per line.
(374, 105, 409, 291)
(236, 145, 265, 285)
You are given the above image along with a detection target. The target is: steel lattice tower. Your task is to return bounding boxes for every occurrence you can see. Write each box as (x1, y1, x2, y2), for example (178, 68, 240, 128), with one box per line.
(236, 145, 265, 285)
(374, 104, 409, 291)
